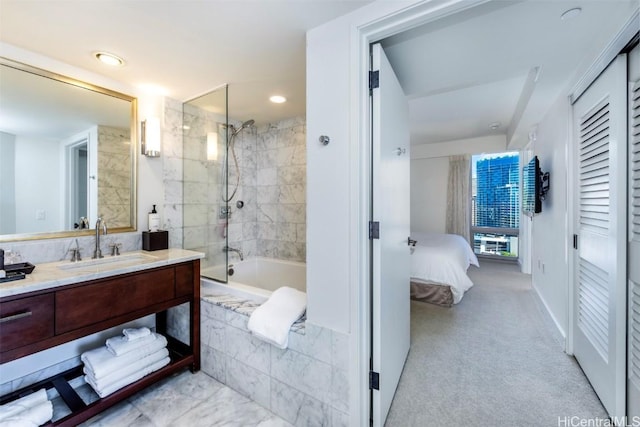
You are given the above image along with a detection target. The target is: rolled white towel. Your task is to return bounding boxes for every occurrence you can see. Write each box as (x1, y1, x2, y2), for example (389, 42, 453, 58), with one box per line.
(85, 356, 170, 398)
(122, 327, 151, 341)
(106, 332, 157, 356)
(0, 389, 48, 421)
(84, 348, 169, 390)
(0, 400, 53, 427)
(81, 333, 167, 380)
(247, 286, 306, 349)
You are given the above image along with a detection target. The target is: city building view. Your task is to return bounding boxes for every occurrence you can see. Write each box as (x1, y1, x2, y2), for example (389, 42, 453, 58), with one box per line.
(471, 152, 520, 258)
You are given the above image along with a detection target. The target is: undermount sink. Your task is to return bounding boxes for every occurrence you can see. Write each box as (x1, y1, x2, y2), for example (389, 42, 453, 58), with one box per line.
(57, 253, 158, 271)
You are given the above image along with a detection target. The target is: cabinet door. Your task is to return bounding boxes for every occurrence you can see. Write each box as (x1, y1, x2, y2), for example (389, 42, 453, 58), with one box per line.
(0, 294, 54, 352)
(56, 267, 175, 334)
(175, 262, 195, 297)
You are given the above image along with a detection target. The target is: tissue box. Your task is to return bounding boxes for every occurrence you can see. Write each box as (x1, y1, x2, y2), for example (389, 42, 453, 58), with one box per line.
(142, 231, 168, 251)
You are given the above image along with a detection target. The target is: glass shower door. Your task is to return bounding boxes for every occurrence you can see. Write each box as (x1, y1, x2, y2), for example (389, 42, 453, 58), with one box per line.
(182, 85, 229, 283)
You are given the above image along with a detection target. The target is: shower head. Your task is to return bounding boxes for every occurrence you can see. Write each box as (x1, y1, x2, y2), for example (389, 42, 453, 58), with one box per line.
(231, 119, 255, 136)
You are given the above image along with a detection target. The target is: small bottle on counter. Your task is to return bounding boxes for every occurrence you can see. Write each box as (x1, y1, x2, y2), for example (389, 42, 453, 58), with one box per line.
(148, 205, 161, 232)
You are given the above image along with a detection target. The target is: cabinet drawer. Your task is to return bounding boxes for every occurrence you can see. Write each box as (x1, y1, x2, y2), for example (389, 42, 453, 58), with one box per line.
(56, 267, 176, 334)
(0, 294, 54, 352)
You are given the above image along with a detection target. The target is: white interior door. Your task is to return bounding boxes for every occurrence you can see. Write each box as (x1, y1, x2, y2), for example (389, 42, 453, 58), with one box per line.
(572, 54, 627, 418)
(627, 42, 640, 419)
(370, 42, 410, 426)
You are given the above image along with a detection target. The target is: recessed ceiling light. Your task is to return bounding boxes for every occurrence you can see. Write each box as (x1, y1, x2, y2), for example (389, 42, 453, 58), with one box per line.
(269, 95, 287, 104)
(489, 122, 501, 130)
(560, 7, 582, 21)
(95, 52, 124, 66)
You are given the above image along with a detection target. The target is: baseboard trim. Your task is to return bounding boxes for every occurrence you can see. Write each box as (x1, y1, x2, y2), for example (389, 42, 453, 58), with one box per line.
(531, 282, 567, 349)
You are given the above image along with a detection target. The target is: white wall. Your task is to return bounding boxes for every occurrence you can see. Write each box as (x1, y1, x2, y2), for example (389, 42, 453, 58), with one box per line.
(0, 132, 16, 234)
(410, 135, 509, 234)
(14, 136, 61, 232)
(410, 157, 448, 233)
(530, 93, 570, 339)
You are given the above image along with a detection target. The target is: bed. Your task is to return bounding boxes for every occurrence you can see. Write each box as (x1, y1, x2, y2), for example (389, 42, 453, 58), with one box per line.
(410, 232, 479, 306)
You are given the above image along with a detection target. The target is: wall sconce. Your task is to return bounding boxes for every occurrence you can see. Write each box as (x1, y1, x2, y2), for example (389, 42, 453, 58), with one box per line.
(141, 117, 161, 157)
(207, 132, 218, 161)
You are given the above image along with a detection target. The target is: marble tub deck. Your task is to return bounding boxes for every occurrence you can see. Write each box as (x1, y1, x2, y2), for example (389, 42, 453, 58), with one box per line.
(201, 293, 306, 334)
(56, 370, 292, 426)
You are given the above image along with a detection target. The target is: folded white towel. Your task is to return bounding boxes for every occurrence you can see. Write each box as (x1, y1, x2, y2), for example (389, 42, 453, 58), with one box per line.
(81, 333, 167, 380)
(106, 332, 157, 356)
(247, 286, 306, 349)
(0, 389, 48, 421)
(84, 348, 169, 390)
(85, 356, 170, 398)
(123, 327, 151, 341)
(0, 400, 53, 427)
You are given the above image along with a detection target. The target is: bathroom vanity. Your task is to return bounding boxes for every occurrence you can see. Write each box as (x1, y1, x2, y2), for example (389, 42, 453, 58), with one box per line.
(0, 249, 202, 426)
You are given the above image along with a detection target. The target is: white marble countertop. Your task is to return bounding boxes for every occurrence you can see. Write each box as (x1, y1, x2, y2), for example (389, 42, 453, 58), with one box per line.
(0, 248, 204, 299)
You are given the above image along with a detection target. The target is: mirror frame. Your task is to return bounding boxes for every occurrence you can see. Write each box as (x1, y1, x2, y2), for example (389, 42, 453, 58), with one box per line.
(0, 57, 138, 242)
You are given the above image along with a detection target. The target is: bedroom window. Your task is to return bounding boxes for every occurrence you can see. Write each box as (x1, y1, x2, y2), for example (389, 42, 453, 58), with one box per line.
(471, 152, 520, 259)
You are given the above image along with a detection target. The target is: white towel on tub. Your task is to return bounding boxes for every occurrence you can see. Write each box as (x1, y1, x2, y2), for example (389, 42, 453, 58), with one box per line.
(247, 286, 306, 349)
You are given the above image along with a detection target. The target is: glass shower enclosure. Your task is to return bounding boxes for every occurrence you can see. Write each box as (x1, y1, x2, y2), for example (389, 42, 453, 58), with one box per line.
(182, 85, 230, 283)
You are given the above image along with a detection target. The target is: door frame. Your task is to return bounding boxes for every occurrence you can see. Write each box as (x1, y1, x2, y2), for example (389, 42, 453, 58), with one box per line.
(352, 0, 488, 424)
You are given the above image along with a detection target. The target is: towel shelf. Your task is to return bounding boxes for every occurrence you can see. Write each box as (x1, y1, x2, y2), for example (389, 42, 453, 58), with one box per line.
(0, 259, 201, 426)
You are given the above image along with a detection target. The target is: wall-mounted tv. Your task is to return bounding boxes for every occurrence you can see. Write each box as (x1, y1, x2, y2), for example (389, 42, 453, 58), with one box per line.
(523, 156, 549, 216)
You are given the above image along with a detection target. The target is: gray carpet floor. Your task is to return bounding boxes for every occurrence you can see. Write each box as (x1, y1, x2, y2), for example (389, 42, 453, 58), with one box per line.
(385, 260, 608, 427)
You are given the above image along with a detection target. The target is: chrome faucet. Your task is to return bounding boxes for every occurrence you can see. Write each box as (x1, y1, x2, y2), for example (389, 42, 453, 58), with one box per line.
(223, 245, 244, 261)
(93, 217, 108, 259)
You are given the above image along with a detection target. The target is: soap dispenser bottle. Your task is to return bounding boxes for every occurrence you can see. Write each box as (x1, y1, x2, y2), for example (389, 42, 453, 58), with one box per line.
(148, 205, 161, 232)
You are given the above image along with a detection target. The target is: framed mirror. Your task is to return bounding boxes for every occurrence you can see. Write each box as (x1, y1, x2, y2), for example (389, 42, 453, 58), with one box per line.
(0, 57, 137, 241)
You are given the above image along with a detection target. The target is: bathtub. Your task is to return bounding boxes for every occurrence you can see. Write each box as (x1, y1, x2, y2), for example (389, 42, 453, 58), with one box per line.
(201, 257, 306, 303)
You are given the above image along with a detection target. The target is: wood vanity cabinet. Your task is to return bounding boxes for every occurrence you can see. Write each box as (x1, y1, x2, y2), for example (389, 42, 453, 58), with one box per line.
(0, 259, 200, 426)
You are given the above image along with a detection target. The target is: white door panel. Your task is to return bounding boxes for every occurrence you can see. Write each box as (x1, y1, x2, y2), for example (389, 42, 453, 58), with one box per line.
(573, 53, 627, 418)
(627, 42, 640, 419)
(371, 42, 410, 427)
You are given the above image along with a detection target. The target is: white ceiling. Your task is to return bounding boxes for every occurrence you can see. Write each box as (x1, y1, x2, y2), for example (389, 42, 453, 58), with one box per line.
(0, 0, 637, 145)
(382, 0, 637, 147)
(0, 0, 372, 127)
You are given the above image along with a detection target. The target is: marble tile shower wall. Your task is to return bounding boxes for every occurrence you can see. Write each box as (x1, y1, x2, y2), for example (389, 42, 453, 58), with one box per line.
(227, 117, 306, 263)
(97, 125, 131, 229)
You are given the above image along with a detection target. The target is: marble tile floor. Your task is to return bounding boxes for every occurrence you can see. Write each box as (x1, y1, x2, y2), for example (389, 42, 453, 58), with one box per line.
(52, 370, 292, 426)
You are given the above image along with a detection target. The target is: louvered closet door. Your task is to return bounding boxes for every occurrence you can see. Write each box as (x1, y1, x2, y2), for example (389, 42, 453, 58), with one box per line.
(573, 54, 627, 418)
(627, 42, 640, 419)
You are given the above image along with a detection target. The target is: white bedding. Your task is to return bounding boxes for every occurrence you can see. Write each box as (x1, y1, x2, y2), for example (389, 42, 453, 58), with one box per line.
(410, 232, 479, 304)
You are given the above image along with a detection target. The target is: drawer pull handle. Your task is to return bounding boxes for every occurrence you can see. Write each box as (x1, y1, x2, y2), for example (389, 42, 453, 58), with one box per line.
(0, 311, 33, 323)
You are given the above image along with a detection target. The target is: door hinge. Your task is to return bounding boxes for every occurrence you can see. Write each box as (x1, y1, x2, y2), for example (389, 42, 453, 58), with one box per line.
(369, 70, 379, 90)
(573, 234, 578, 250)
(369, 221, 380, 239)
(369, 371, 379, 390)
